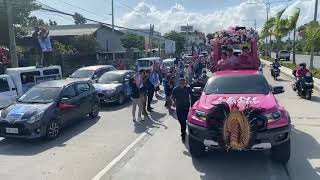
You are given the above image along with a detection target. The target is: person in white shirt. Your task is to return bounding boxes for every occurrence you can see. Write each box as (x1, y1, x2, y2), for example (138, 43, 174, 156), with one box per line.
(226, 48, 239, 68)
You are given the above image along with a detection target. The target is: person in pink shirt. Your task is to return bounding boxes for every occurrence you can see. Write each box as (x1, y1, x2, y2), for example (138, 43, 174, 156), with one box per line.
(238, 46, 254, 70)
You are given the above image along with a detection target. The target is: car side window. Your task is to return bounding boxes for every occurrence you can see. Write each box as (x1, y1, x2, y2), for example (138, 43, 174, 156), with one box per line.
(76, 83, 90, 94)
(94, 69, 106, 78)
(62, 85, 77, 99)
(0, 78, 10, 92)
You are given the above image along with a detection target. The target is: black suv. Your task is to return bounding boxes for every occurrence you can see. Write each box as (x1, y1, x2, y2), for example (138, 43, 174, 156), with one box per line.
(0, 79, 100, 140)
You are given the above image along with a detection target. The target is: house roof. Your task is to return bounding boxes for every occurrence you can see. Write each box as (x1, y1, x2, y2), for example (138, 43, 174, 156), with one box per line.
(23, 24, 123, 37)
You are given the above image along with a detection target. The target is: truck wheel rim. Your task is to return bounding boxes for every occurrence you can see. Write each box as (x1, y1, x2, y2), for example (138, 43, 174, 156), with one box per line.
(92, 104, 99, 116)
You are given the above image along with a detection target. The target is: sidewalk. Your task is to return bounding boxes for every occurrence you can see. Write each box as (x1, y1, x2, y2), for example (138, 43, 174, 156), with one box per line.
(261, 59, 320, 90)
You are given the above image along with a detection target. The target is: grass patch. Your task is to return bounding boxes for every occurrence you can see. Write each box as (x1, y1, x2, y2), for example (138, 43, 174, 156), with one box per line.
(260, 56, 320, 79)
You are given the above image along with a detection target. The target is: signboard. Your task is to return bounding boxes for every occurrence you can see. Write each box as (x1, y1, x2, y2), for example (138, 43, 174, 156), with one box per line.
(165, 40, 176, 54)
(181, 25, 193, 32)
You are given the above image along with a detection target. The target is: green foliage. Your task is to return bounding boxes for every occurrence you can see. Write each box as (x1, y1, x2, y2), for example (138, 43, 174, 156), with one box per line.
(73, 12, 87, 25)
(71, 34, 98, 53)
(0, 0, 40, 45)
(53, 40, 75, 55)
(164, 31, 185, 54)
(121, 33, 144, 50)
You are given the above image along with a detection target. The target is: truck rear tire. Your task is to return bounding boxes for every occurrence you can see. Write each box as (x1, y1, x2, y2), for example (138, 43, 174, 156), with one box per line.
(271, 140, 290, 163)
(188, 135, 205, 158)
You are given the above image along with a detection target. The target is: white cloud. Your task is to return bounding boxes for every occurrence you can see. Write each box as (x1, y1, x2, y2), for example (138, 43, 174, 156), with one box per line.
(118, 0, 318, 34)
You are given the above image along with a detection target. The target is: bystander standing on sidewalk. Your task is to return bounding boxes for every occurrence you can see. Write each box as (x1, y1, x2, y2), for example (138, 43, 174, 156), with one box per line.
(139, 70, 148, 116)
(129, 77, 144, 122)
(163, 73, 175, 112)
(172, 78, 192, 143)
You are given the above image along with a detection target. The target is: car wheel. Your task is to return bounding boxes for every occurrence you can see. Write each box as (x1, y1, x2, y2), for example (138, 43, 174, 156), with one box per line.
(271, 139, 290, 163)
(188, 135, 205, 158)
(89, 102, 100, 118)
(117, 93, 125, 105)
(46, 119, 60, 140)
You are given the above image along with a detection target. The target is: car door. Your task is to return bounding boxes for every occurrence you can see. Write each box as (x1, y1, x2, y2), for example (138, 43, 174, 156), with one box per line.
(75, 83, 92, 115)
(0, 76, 17, 109)
(59, 84, 79, 125)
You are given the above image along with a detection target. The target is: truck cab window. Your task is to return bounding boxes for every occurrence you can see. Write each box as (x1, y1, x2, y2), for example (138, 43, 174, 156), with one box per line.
(0, 78, 9, 92)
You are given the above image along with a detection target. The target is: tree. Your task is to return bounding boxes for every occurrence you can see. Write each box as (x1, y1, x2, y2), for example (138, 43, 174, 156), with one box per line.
(288, 8, 300, 65)
(301, 21, 320, 68)
(73, 12, 87, 25)
(72, 34, 98, 53)
(261, 9, 290, 55)
(49, 20, 58, 26)
(164, 31, 186, 55)
(206, 33, 214, 42)
(0, 0, 40, 45)
(121, 33, 144, 50)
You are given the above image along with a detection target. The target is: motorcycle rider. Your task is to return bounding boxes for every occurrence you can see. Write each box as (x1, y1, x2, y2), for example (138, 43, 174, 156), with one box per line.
(294, 63, 310, 90)
(271, 58, 281, 77)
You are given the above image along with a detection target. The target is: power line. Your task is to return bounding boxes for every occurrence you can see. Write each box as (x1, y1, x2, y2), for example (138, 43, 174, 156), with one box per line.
(116, 0, 135, 11)
(55, 0, 108, 20)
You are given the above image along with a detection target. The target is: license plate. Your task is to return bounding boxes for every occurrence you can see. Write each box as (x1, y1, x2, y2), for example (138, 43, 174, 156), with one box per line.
(5, 128, 18, 134)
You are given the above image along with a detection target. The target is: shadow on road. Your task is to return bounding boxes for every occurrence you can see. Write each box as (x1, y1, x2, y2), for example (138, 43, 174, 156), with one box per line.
(0, 116, 100, 156)
(309, 96, 320, 103)
(133, 110, 168, 135)
(288, 128, 320, 180)
(185, 127, 320, 180)
(100, 101, 131, 112)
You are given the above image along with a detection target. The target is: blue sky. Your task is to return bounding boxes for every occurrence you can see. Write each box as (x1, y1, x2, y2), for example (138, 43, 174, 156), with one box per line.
(33, 0, 316, 33)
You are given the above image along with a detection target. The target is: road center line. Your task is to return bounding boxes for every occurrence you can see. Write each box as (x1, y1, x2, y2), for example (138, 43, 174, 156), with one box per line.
(91, 132, 147, 180)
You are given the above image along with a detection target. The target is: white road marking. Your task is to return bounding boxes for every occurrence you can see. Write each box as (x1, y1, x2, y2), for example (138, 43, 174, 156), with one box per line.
(91, 132, 147, 180)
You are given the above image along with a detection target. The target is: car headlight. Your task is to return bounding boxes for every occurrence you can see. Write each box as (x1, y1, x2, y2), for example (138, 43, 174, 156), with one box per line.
(195, 110, 208, 121)
(27, 112, 44, 124)
(265, 111, 281, 123)
(105, 88, 116, 94)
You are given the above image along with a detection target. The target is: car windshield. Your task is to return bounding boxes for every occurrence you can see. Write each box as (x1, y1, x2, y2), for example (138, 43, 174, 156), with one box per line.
(18, 87, 61, 103)
(138, 60, 150, 67)
(70, 69, 94, 78)
(98, 73, 123, 84)
(205, 75, 269, 94)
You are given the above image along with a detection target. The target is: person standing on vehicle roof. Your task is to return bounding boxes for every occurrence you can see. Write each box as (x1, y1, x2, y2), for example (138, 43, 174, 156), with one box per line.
(226, 48, 239, 68)
(172, 78, 192, 143)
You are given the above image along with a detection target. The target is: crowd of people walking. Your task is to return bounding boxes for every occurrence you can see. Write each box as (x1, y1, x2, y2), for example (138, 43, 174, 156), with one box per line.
(128, 56, 208, 143)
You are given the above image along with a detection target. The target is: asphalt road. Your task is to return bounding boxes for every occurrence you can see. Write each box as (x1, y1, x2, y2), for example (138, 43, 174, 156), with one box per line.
(0, 68, 320, 180)
(271, 52, 320, 68)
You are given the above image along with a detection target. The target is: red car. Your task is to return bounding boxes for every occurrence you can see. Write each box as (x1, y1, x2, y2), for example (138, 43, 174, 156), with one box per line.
(188, 70, 291, 163)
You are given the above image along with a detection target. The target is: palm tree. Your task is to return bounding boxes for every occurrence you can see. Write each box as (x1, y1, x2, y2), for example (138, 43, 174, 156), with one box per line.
(261, 9, 290, 56)
(288, 8, 301, 65)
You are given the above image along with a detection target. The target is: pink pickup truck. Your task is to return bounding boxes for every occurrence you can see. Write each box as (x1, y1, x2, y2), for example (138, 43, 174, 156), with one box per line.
(187, 70, 291, 163)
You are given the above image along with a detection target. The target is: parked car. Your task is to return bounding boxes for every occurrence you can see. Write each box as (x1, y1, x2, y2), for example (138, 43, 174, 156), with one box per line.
(277, 50, 290, 61)
(136, 57, 161, 71)
(0, 66, 62, 110)
(93, 70, 135, 105)
(69, 65, 116, 82)
(0, 79, 100, 139)
(188, 70, 291, 163)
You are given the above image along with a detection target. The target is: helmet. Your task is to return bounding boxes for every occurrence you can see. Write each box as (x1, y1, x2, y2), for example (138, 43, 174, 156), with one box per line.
(299, 63, 306, 68)
(274, 58, 279, 61)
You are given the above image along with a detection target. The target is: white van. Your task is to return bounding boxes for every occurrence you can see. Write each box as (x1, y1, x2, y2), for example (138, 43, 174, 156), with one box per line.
(162, 58, 176, 70)
(0, 66, 62, 109)
(136, 57, 161, 71)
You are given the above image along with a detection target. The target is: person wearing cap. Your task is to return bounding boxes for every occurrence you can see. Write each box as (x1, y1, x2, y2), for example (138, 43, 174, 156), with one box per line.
(172, 78, 192, 143)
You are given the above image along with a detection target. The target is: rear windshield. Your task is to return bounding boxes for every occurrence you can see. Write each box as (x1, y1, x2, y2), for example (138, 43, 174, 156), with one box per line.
(137, 60, 151, 67)
(205, 74, 270, 94)
(70, 69, 94, 78)
(98, 73, 123, 84)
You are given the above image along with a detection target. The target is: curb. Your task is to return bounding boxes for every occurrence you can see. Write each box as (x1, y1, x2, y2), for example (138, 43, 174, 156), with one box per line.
(261, 59, 320, 91)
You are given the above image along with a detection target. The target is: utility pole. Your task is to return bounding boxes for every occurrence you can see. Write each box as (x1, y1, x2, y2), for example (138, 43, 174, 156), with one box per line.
(266, 0, 271, 56)
(111, 0, 115, 62)
(5, 0, 18, 67)
(310, 0, 318, 69)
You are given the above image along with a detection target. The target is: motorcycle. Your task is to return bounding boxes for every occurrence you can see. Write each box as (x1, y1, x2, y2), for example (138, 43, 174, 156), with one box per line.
(292, 73, 314, 100)
(270, 64, 280, 80)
